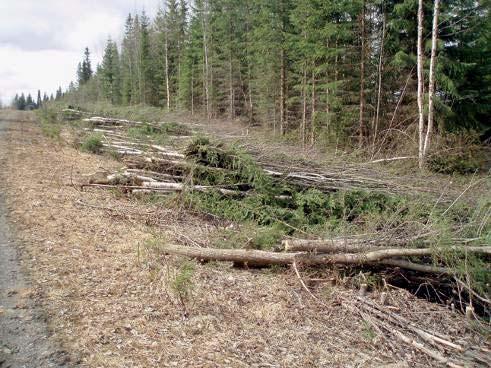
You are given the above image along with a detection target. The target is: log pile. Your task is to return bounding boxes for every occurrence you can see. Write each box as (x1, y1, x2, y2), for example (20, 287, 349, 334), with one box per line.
(79, 114, 426, 197)
(83, 116, 151, 128)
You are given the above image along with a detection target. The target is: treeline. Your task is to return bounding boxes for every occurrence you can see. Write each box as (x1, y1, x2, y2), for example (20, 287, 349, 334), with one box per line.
(12, 88, 64, 110)
(65, 0, 490, 149)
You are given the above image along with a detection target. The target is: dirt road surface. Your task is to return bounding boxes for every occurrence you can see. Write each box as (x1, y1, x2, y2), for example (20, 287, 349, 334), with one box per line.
(0, 112, 69, 368)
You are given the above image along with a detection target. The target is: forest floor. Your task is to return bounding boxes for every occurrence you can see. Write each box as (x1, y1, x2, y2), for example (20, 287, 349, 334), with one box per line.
(0, 109, 488, 367)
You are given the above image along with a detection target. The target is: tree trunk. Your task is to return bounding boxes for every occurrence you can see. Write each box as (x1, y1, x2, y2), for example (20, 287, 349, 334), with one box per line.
(423, 0, 440, 158)
(311, 69, 316, 146)
(279, 0, 287, 135)
(301, 63, 307, 146)
(373, 8, 386, 152)
(359, 0, 366, 147)
(191, 67, 194, 115)
(229, 50, 234, 119)
(280, 48, 286, 136)
(165, 34, 171, 111)
(326, 40, 331, 136)
(159, 244, 490, 270)
(417, 0, 425, 169)
(202, 2, 211, 121)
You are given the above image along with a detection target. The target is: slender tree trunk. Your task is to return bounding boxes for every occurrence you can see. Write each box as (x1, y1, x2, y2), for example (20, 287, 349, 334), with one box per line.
(417, 0, 425, 169)
(326, 40, 330, 136)
(358, 0, 366, 147)
(191, 66, 194, 115)
(177, 49, 181, 110)
(165, 34, 171, 111)
(301, 64, 307, 147)
(246, 9, 254, 125)
(311, 69, 316, 146)
(229, 51, 234, 119)
(248, 67, 253, 125)
(279, 0, 286, 136)
(202, 13, 210, 120)
(373, 7, 386, 153)
(280, 48, 286, 136)
(423, 0, 440, 158)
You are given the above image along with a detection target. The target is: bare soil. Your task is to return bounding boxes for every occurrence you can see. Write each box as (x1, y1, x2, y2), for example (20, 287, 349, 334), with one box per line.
(0, 110, 487, 367)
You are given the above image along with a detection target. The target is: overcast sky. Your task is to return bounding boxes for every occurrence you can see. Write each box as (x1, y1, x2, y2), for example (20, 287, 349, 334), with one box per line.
(0, 0, 161, 105)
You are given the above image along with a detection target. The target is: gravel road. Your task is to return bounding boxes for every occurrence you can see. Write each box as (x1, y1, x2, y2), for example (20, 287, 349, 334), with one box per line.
(0, 114, 71, 368)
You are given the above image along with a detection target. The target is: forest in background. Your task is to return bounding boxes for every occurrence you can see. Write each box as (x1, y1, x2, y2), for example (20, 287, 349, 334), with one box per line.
(13, 0, 491, 161)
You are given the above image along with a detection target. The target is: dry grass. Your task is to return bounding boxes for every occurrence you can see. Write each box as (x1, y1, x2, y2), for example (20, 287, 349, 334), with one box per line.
(0, 112, 487, 367)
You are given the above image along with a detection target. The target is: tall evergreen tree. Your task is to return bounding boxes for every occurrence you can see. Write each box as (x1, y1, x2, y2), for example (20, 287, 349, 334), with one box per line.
(101, 38, 122, 104)
(26, 93, 34, 108)
(139, 11, 153, 104)
(36, 90, 42, 108)
(18, 93, 26, 110)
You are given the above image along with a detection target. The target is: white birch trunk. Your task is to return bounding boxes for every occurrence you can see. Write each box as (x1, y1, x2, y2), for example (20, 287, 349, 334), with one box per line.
(423, 0, 440, 158)
(417, 0, 425, 169)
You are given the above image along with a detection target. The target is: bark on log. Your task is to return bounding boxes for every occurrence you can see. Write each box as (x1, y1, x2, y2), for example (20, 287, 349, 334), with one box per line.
(282, 238, 488, 255)
(380, 259, 453, 274)
(283, 238, 395, 253)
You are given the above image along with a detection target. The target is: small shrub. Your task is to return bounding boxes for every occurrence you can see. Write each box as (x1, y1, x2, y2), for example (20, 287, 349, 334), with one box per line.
(37, 108, 61, 139)
(211, 223, 285, 250)
(170, 260, 195, 315)
(81, 133, 104, 154)
(427, 133, 485, 174)
(128, 124, 162, 139)
(40, 123, 61, 139)
(161, 122, 190, 136)
(428, 151, 482, 174)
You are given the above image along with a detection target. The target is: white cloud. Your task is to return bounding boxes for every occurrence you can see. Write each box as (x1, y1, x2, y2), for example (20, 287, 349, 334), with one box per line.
(0, 0, 161, 104)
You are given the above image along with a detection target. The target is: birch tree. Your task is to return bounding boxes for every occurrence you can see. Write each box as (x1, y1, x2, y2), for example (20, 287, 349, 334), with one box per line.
(423, 0, 440, 159)
(417, 0, 425, 169)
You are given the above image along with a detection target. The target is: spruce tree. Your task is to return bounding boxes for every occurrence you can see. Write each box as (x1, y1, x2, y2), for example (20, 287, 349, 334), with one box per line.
(101, 38, 122, 104)
(36, 90, 42, 108)
(18, 93, 26, 110)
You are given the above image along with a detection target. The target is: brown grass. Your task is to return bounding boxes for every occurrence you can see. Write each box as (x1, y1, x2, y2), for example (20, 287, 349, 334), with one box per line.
(0, 112, 486, 367)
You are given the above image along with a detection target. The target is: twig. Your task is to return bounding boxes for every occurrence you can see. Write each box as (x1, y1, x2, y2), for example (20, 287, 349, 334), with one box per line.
(292, 261, 319, 301)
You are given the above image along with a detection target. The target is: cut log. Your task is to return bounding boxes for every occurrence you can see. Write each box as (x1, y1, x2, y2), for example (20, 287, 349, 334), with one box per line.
(380, 259, 453, 274)
(142, 181, 242, 196)
(124, 169, 182, 182)
(159, 244, 490, 271)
